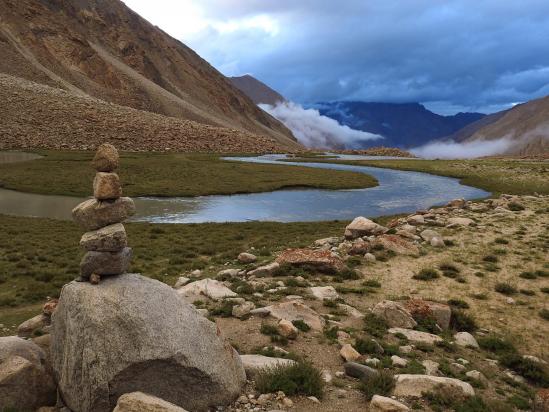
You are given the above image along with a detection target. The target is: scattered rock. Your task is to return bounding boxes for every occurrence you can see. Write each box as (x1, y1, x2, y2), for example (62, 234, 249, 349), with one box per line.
(391, 355, 408, 367)
(232, 301, 256, 319)
(310, 286, 339, 301)
(344, 217, 387, 239)
(372, 300, 417, 328)
(465, 370, 483, 381)
(338, 304, 364, 318)
(364, 253, 376, 262)
(447, 217, 475, 227)
(277, 319, 298, 339)
(51, 273, 245, 412)
(247, 262, 280, 277)
(238, 252, 257, 264)
(349, 239, 371, 255)
(314, 237, 340, 247)
(454, 332, 479, 349)
(340, 344, 361, 362)
(217, 268, 240, 278)
(420, 229, 440, 242)
(370, 395, 410, 411)
(17, 314, 49, 338)
(72, 197, 136, 231)
(365, 358, 381, 367)
(447, 198, 466, 209)
(388, 328, 443, 344)
(399, 345, 413, 354)
(406, 215, 425, 225)
(276, 248, 345, 273)
(239, 355, 296, 379)
(0, 337, 56, 411)
(393, 374, 475, 397)
(113, 392, 189, 412)
(177, 278, 237, 301)
(372, 235, 420, 256)
(263, 301, 325, 331)
(80, 223, 128, 252)
(430, 237, 445, 247)
(422, 360, 440, 376)
(343, 362, 379, 380)
(174, 276, 190, 289)
(405, 299, 451, 330)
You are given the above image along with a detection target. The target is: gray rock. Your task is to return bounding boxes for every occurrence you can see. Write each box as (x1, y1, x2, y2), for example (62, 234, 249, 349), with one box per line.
(344, 217, 387, 239)
(177, 278, 237, 301)
(238, 253, 257, 263)
(113, 392, 189, 412)
(420, 229, 440, 242)
(388, 328, 443, 344)
(393, 374, 474, 397)
(232, 301, 256, 319)
(370, 395, 410, 411)
(0, 337, 56, 411)
(80, 223, 127, 252)
(239, 355, 296, 379)
(372, 300, 417, 328)
(173, 276, 190, 289)
(80, 247, 132, 278)
(51, 274, 245, 412)
(247, 262, 280, 277)
(430, 237, 445, 247)
(454, 332, 479, 348)
(17, 313, 49, 338)
(72, 197, 136, 231)
(309, 286, 339, 301)
(343, 362, 379, 381)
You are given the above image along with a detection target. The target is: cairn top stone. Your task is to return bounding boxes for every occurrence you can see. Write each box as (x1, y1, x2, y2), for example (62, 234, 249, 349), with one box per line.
(92, 143, 119, 172)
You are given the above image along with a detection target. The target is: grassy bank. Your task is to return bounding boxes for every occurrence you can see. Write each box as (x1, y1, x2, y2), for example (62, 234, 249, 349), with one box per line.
(0, 214, 350, 334)
(284, 158, 549, 195)
(0, 151, 377, 197)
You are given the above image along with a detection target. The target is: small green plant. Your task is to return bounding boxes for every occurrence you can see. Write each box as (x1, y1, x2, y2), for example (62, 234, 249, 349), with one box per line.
(359, 370, 395, 400)
(439, 262, 460, 278)
(519, 289, 535, 296)
(323, 326, 339, 341)
(415, 342, 435, 352)
(260, 323, 279, 336)
(478, 335, 516, 354)
(209, 301, 236, 317)
(506, 395, 530, 410)
(355, 338, 382, 355)
(400, 359, 426, 374)
(519, 271, 537, 279)
(292, 319, 311, 332)
(542, 287, 549, 294)
(255, 361, 324, 397)
(495, 282, 517, 295)
(448, 298, 470, 309)
(362, 279, 381, 288)
(539, 308, 549, 320)
(483, 254, 498, 263)
(412, 268, 440, 281)
(508, 201, 525, 211)
(494, 237, 509, 244)
(363, 313, 388, 338)
(450, 309, 477, 332)
(499, 352, 549, 386)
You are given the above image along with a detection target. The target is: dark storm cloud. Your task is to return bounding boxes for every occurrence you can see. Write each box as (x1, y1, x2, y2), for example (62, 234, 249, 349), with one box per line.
(186, 0, 549, 114)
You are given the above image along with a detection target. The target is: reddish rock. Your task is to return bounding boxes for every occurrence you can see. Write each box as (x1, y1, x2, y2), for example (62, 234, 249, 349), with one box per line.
(372, 235, 419, 256)
(42, 299, 58, 317)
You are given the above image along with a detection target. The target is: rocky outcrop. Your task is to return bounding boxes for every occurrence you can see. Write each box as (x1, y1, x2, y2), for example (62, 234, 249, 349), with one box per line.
(51, 273, 245, 412)
(113, 392, 189, 412)
(0, 336, 56, 411)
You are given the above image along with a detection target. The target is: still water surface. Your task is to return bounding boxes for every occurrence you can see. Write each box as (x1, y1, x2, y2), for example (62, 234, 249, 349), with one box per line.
(0, 154, 489, 222)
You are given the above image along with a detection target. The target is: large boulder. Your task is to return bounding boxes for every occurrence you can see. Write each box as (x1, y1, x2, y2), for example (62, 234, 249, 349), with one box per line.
(0, 337, 56, 411)
(276, 248, 345, 273)
(372, 300, 417, 328)
(113, 392, 189, 412)
(344, 217, 387, 239)
(51, 274, 245, 412)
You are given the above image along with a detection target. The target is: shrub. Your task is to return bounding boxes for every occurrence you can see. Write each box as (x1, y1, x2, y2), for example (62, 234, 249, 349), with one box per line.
(448, 298, 470, 309)
(359, 370, 395, 400)
(363, 313, 388, 338)
(539, 308, 549, 320)
(400, 359, 426, 374)
(412, 268, 440, 281)
(323, 326, 339, 341)
(499, 352, 549, 386)
(363, 279, 381, 288)
(519, 271, 537, 279)
(494, 238, 509, 245)
(292, 319, 311, 332)
(495, 282, 517, 295)
(450, 309, 477, 332)
(255, 361, 324, 397)
(260, 323, 279, 336)
(439, 262, 460, 278)
(508, 202, 525, 211)
(355, 338, 381, 355)
(334, 268, 360, 281)
(478, 335, 516, 354)
(506, 395, 530, 410)
(542, 287, 549, 294)
(483, 254, 498, 263)
(415, 342, 435, 352)
(209, 301, 236, 317)
(519, 289, 535, 296)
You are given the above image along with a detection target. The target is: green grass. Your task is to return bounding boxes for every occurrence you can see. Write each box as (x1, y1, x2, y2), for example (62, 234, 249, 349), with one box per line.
(0, 151, 377, 197)
(359, 370, 395, 400)
(283, 158, 549, 195)
(255, 361, 324, 397)
(0, 214, 348, 333)
(413, 268, 440, 281)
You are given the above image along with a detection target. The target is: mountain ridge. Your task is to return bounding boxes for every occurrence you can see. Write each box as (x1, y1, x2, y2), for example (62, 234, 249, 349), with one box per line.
(229, 75, 286, 106)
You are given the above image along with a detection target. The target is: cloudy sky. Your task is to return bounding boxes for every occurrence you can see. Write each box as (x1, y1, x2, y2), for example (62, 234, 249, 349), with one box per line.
(123, 0, 549, 115)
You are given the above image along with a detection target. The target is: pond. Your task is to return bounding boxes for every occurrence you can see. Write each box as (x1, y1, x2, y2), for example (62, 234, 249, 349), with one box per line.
(0, 154, 489, 222)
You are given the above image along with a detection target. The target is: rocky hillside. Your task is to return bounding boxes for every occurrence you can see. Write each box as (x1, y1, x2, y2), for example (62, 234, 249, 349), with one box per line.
(0, 74, 292, 153)
(230, 75, 286, 105)
(0, 0, 301, 151)
(457, 96, 549, 156)
(312, 102, 485, 148)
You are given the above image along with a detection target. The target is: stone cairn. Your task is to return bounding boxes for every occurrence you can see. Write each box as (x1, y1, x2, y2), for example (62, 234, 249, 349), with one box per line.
(71, 144, 136, 284)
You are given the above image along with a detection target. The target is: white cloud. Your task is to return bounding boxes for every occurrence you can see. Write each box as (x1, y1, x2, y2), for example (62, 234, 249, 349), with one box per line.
(260, 102, 382, 149)
(411, 139, 512, 159)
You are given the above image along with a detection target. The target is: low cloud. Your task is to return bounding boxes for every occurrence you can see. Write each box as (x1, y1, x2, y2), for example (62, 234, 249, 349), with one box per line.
(411, 138, 512, 159)
(259, 101, 382, 149)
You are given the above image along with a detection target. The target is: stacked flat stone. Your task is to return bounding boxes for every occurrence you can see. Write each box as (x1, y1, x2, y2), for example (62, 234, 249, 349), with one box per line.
(71, 144, 135, 284)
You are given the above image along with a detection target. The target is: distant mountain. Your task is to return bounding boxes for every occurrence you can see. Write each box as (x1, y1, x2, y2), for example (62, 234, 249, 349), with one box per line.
(312, 101, 485, 148)
(229, 75, 286, 105)
(458, 96, 549, 156)
(0, 0, 300, 151)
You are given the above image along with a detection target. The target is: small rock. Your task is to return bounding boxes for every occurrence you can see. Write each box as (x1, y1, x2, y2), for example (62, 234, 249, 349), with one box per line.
(113, 392, 189, 411)
(177, 278, 237, 301)
(321, 369, 333, 383)
(232, 301, 256, 319)
(388, 328, 442, 344)
(391, 355, 408, 367)
(373, 301, 417, 329)
(447, 217, 475, 227)
(262, 301, 325, 330)
(217, 269, 240, 278)
(276, 248, 345, 273)
(407, 215, 425, 225)
(92, 143, 119, 172)
(399, 345, 413, 354)
(430, 237, 445, 247)
(80, 247, 132, 278)
(393, 374, 475, 397)
(17, 314, 49, 338)
(93, 172, 122, 200)
(247, 262, 280, 277)
(277, 319, 298, 339)
(372, 235, 420, 255)
(344, 217, 387, 239)
(454, 332, 479, 349)
(310, 286, 339, 301)
(307, 396, 320, 404)
(340, 344, 361, 362)
(420, 229, 440, 242)
(364, 253, 376, 262)
(344, 362, 379, 380)
(238, 253, 257, 264)
(72, 197, 136, 231)
(80, 223, 127, 252)
(89, 273, 101, 284)
(174, 277, 191, 289)
(370, 395, 410, 411)
(422, 360, 439, 376)
(365, 358, 381, 367)
(465, 370, 483, 381)
(336, 389, 347, 398)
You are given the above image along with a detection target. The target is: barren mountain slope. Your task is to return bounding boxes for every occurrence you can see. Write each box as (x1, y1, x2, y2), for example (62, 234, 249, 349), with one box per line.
(229, 74, 286, 105)
(0, 74, 291, 153)
(0, 0, 300, 150)
(462, 96, 549, 156)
